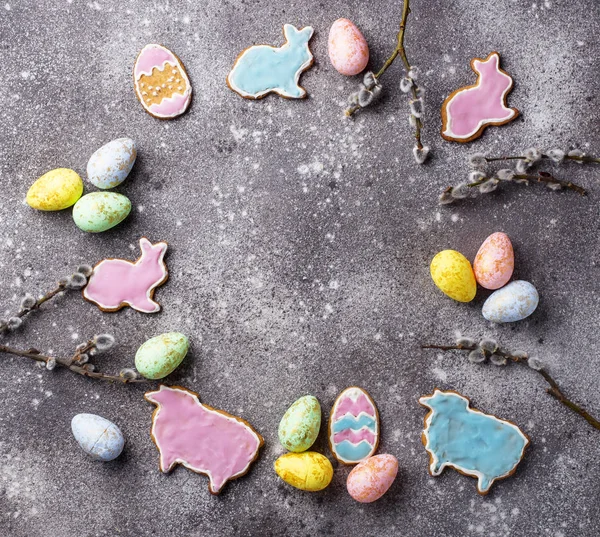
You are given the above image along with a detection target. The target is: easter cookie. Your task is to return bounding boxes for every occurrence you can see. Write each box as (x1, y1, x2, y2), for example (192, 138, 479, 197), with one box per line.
(83, 237, 168, 313)
(227, 24, 314, 99)
(441, 52, 519, 143)
(134, 44, 192, 119)
(328, 386, 379, 464)
(145, 385, 263, 495)
(419, 389, 529, 495)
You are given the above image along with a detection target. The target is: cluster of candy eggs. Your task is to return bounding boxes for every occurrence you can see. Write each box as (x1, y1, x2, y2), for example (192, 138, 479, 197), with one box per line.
(275, 388, 398, 503)
(26, 138, 136, 233)
(430, 232, 539, 323)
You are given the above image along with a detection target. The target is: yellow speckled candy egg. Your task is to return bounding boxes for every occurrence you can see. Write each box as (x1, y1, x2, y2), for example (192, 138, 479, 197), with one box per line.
(274, 452, 333, 492)
(347, 454, 398, 503)
(430, 249, 476, 302)
(26, 168, 83, 211)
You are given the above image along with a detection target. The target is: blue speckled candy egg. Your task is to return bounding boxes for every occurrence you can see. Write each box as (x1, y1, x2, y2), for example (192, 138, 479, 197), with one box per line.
(482, 280, 539, 323)
(86, 138, 137, 189)
(71, 413, 125, 461)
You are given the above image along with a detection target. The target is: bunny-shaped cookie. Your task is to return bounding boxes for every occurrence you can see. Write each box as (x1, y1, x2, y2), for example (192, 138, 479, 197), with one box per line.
(83, 237, 168, 313)
(227, 24, 314, 99)
(441, 52, 519, 143)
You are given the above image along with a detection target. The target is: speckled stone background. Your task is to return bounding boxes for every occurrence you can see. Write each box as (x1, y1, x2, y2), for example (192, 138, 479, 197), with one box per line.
(1, 1, 599, 536)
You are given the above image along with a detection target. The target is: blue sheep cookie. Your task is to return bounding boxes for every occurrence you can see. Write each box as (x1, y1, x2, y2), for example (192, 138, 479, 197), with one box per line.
(419, 389, 529, 495)
(227, 24, 314, 99)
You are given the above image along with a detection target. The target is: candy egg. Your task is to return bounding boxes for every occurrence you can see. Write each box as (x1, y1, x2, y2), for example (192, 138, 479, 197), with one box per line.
(72, 192, 131, 233)
(473, 232, 514, 290)
(274, 452, 334, 492)
(71, 413, 124, 461)
(482, 280, 539, 323)
(328, 18, 369, 76)
(26, 168, 83, 211)
(135, 332, 189, 380)
(87, 138, 137, 189)
(278, 395, 321, 452)
(347, 454, 398, 503)
(430, 250, 477, 302)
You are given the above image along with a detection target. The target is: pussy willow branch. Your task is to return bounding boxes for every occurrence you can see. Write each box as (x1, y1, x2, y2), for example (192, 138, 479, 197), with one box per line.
(468, 172, 588, 196)
(0, 281, 68, 335)
(422, 343, 600, 431)
(485, 154, 600, 164)
(346, 0, 424, 149)
(0, 343, 147, 385)
(372, 0, 423, 149)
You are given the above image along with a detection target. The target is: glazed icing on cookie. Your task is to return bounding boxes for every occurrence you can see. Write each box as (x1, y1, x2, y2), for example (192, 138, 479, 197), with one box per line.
(329, 387, 379, 464)
(134, 44, 192, 119)
(227, 24, 314, 99)
(83, 237, 168, 313)
(442, 52, 518, 142)
(145, 385, 263, 495)
(419, 390, 529, 495)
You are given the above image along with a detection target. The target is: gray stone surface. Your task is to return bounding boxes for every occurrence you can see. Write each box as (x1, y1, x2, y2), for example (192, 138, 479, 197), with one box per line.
(1, 1, 599, 536)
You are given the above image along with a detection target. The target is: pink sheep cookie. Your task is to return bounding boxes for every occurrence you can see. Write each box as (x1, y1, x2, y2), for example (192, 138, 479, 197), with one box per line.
(83, 237, 168, 314)
(145, 385, 264, 495)
(441, 52, 519, 143)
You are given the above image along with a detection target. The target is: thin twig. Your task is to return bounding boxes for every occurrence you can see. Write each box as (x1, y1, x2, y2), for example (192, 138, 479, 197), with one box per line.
(1, 282, 68, 335)
(485, 154, 600, 164)
(372, 0, 423, 149)
(0, 343, 147, 385)
(467, 172, 587, 196)
(422, 343, 600, 431)
(346, 0, 424, 149)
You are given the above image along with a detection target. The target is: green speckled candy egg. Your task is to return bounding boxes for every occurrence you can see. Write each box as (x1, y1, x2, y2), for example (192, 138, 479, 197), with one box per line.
(26, 168, 83, 211)
(135, 332, 189, 380)
(278, 395, 321, 452)
(72, 192, 131, 233)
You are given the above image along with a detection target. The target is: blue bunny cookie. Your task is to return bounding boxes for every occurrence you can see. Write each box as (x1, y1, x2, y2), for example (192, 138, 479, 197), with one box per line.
(227, 24, 314, 99)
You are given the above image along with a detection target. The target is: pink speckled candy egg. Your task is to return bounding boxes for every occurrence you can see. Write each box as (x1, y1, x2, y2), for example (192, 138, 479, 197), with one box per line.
(346, 454, 398, 503)
(328, 18, 369, 76)
(473, 232, 514, 290)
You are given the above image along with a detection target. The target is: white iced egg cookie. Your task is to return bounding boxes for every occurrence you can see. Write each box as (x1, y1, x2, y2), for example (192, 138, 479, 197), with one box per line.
(134, 44, 192, 119)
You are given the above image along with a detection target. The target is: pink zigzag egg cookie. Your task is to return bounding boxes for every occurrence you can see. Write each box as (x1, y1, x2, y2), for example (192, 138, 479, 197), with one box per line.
(441, 52, 519, 143)
(328, 386, 379, 464)
(145, 385, 264, 495)
(134, 44, 192, 119)
(83, 237, 168, 314)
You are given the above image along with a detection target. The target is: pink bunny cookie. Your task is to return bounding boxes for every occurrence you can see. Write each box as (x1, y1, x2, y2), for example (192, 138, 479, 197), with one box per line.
(83, 237, 168, 314)
(441, 52, 519, 143)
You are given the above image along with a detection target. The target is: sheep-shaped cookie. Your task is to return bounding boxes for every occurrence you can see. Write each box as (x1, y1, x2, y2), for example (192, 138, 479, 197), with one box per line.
(227, 24, 314, 99)
(419, 389, 529, 494)
(83, 237, 168, 313)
